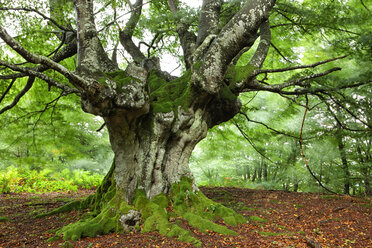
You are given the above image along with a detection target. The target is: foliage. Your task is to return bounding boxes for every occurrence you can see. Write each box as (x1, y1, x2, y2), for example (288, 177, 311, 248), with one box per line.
(0, 166, 103, 193)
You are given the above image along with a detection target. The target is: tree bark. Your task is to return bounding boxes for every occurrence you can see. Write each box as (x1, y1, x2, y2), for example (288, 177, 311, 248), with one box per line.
(336, 131, 350, 194)
(104, 107, 208, 201)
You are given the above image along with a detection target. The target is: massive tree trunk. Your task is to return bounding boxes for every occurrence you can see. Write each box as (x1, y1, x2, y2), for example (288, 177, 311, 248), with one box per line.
(105, 105, 208, 202)
(47, 67, 245, 245)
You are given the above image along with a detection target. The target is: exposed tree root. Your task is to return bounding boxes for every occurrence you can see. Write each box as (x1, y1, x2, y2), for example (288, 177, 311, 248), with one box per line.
(41, 171, 245, 247)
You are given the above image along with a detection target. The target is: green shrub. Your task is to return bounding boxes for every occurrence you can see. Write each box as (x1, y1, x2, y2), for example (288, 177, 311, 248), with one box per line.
(0, 166, 104, 194)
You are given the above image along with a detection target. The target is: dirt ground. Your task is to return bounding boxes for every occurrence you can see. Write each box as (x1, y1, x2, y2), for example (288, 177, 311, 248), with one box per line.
(0, 187, 371, 247)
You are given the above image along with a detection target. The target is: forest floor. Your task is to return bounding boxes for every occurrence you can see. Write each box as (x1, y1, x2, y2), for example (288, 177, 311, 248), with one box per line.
(0, 187, 371, 248)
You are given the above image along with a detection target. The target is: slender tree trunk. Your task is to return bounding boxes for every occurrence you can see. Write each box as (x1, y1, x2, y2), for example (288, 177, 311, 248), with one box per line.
(263, 161, 268, 181)
(357, 146, 371, 196)
(293, 181, 298, 192)
(245, 165, 250, 181)
(252, 168, 257, 182)
(337, 132, 350, 194)
(258, 161, 262, 183)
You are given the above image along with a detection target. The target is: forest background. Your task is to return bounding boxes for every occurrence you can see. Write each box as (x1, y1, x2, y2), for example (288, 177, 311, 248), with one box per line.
(0, 0, 371, 196)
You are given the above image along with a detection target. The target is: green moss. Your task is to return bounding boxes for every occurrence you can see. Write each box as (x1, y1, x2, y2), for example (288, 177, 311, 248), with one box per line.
(0, 216, 9, 222)
(47, 236, 61, 242)
(170, 177, 246, 227)
(225, 64, 256, 85)
(57, 195, 134, 241)
(43, 174, 245, 247)
(149, 70, 192, 114)
(151, 193, 169, 208)
(219, 84, 237, 102)
(184, 213, 237, 235)
(136, 188, 201, 247)
(61, 241, 74, 248)
(246, 216, 267, 222)
(258, 231, 280, 236)
(192, 61, 202, 70)
(320, 195, 342, 200)
(98, 70, 140, 92)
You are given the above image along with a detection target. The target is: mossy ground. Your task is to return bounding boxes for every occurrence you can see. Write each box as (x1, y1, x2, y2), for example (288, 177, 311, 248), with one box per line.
(0, 216, 9, 222)
(42, 176, 245, 247)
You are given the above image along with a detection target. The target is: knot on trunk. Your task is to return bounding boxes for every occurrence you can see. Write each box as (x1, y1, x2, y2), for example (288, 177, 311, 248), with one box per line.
(120, 210, 141, 232)
(115, 79, 149, 110)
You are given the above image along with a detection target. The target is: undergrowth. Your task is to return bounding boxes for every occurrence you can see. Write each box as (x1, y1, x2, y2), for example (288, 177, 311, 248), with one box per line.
(0, 166, 103, 193)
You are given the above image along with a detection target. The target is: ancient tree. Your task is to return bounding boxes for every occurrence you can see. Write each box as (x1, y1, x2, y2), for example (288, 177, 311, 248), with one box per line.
(0, 0, 364, 245)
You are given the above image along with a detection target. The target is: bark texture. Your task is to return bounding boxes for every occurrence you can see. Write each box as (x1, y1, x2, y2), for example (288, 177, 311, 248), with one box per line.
(105, 107, 208, 201)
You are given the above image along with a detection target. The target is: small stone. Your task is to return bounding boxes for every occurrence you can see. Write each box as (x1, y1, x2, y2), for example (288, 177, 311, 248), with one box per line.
(119, 210, 141, 232)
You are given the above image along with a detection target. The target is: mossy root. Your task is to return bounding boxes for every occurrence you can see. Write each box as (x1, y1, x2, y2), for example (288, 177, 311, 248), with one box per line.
(46, 177, 245, 247)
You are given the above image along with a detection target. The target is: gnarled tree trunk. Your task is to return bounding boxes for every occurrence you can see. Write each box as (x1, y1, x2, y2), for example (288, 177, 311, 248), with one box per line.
(105, 107, 208, 202)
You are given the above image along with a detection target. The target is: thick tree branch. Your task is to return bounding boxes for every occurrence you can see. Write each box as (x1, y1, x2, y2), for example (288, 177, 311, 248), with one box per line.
(0, 60, 80, 94)
(196, 0, 223, 46)
(249, 19, 271, 68)
(197, 0, 275, 94)
(74, 0, 117, 74)
(0, 38, 77, 80)
(231, 33, 260, 65)
(167, 0, 197, 69)
(0, 26, 87, 90)
(119, 0, 146, 64)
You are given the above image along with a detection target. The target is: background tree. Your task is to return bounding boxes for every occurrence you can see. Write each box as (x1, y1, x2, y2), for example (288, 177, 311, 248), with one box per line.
(0, 0, 370, 244)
